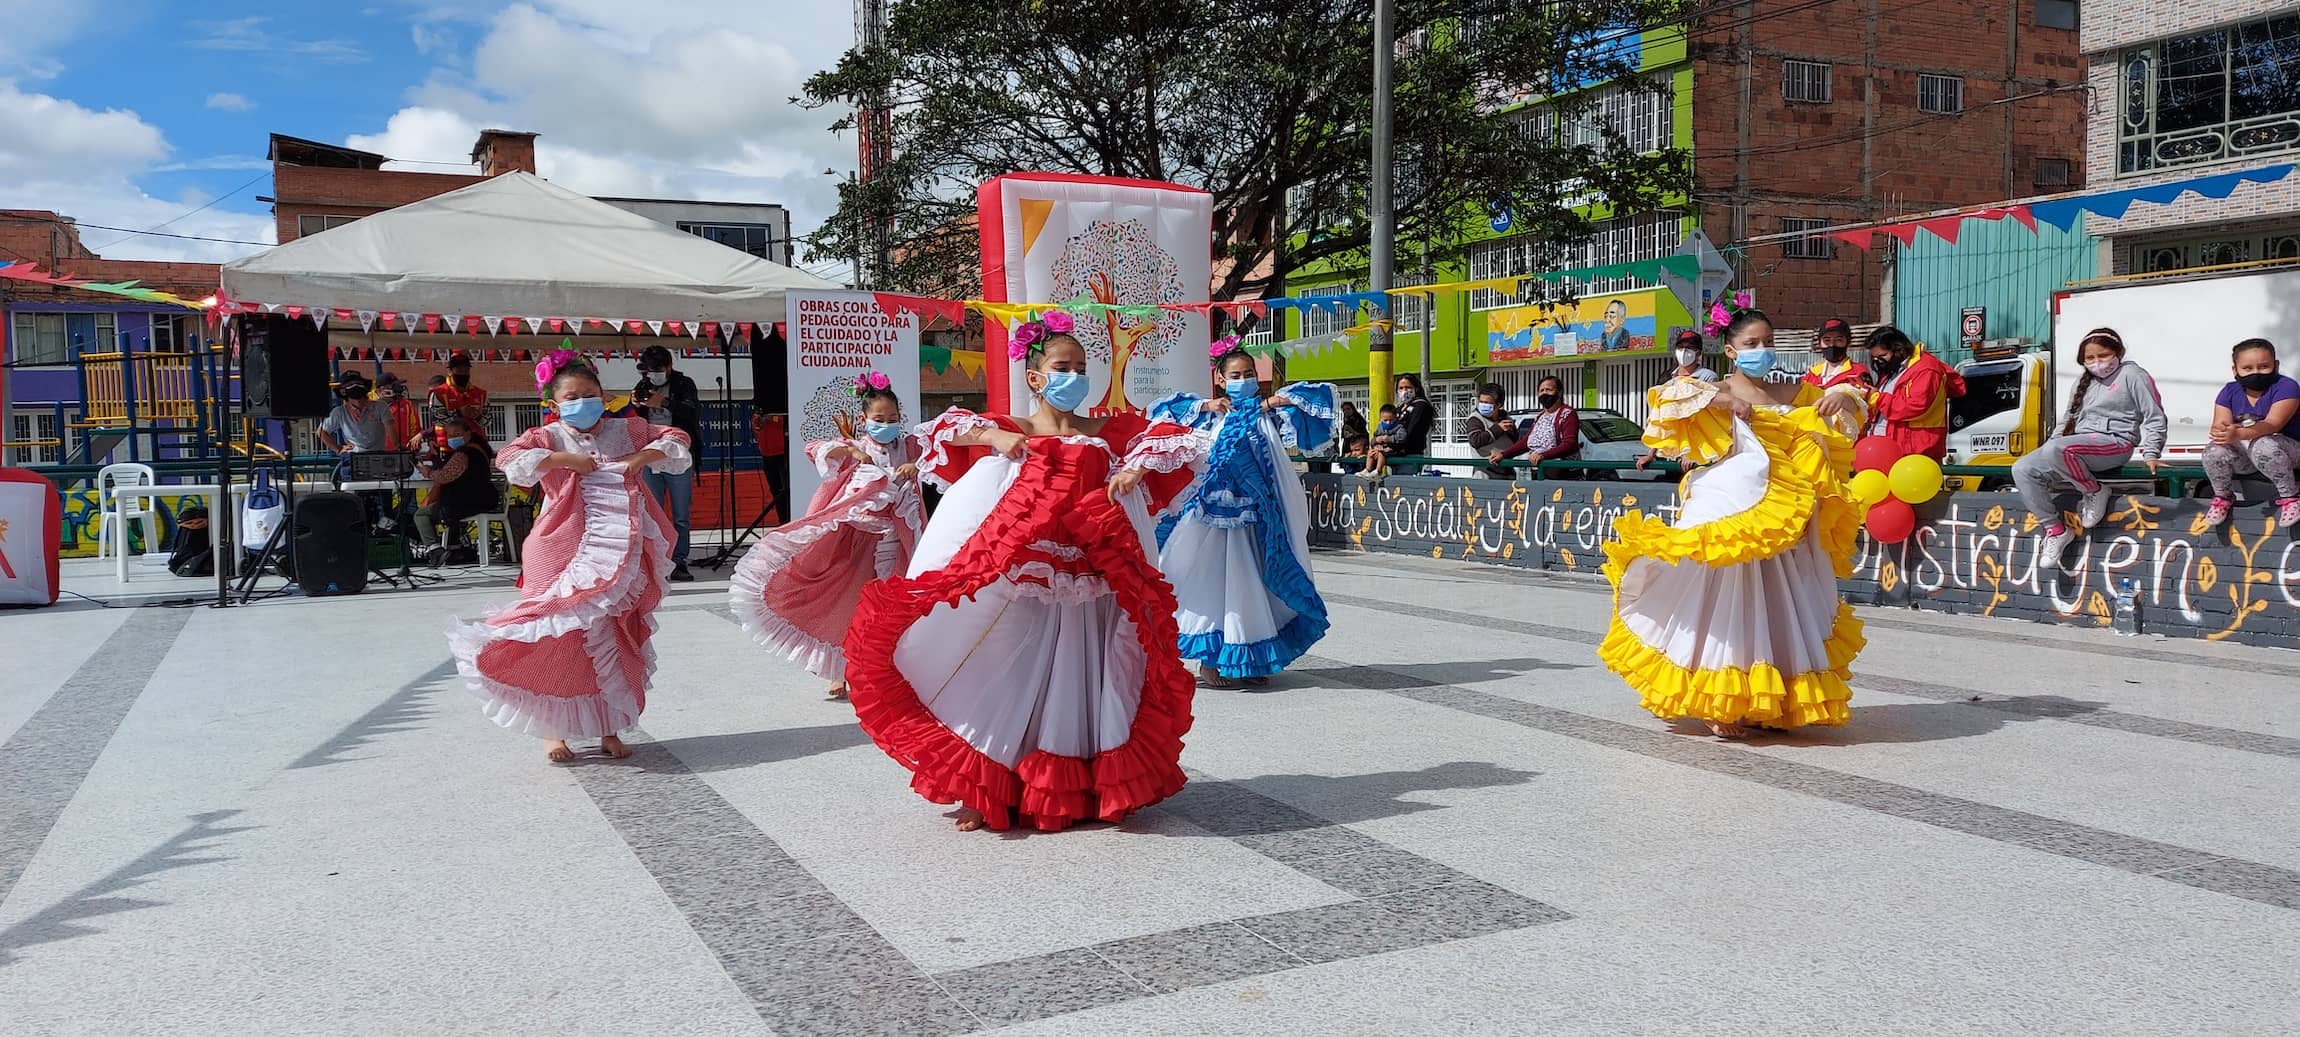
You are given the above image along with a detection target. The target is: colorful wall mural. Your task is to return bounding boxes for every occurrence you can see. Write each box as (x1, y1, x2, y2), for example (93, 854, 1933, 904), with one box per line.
(1303, 473, 2300, 649)
(1484, 287, 1689, 365)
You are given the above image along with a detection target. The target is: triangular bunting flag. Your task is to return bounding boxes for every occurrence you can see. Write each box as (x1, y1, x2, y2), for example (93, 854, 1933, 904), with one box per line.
(444, 315, 464, 335)
(482, 315, 503, 336)
(737, 322, 754, 340)
(666, 320, 687, 338)
(1917, 216, 1965, 245)
(357, 310, 377, 333)
(644, 320, 664, 337)
(284, 306, 303, 319)
(309, 308, 327, 329)
(700, 321, 719, 341)
(522, 318, 543, 336)
(2008, 205, 2038, 232)
(1828, 230, 1875, 252)
(422, 314, 441, 333)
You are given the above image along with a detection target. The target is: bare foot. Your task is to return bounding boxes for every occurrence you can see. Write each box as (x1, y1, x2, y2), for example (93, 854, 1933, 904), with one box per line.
(954, 808, 987, 832)
(599, 734, 634, 759)
(1244, 676, 1270, 687)
(1703, 720, 1751, 739)
(1199, 668, 1242, 690)
(826, 682, 849, 701)
(546, 740, 576, 763)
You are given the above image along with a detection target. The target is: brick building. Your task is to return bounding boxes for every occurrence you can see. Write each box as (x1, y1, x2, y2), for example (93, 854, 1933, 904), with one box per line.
(2077, 1, 2300, 274)
(1694, 0, 2088, 331)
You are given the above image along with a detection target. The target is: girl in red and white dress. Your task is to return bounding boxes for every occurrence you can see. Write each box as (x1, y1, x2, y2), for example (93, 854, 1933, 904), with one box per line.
(844, 314, 1208, 832)
(447, 352, 692, 764)
(730, 370, 924, 700)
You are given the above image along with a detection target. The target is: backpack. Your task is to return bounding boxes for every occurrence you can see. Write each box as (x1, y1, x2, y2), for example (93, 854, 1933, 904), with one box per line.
(242, 470, 285, 551)
(168, 506, 213, 577)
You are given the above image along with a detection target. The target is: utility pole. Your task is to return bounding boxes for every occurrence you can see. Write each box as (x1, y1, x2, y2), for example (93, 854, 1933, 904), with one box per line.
(1367, 0, 1396, 402)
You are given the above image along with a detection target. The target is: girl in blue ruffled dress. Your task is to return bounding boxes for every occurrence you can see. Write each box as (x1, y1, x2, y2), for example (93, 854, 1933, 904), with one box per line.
(1149, 342, 1337, 688)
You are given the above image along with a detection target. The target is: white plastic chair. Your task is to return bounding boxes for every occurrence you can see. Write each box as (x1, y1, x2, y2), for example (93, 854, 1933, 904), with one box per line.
(95, 463, 158, 566)
(467, 512, 521, 568)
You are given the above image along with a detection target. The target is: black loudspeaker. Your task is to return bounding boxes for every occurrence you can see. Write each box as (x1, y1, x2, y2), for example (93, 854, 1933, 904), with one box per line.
(242, 314, 333, 419)
(291, 492, 369, 596)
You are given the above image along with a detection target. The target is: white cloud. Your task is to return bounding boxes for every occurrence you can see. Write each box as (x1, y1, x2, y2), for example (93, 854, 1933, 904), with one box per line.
(192, 16, 368, 63)
(0, 0, 89, 79)
(205, 92, 253, 112)
(0, 81, 269, 262)
(350, 1, 857, 256)
(0, 80, 168, 178)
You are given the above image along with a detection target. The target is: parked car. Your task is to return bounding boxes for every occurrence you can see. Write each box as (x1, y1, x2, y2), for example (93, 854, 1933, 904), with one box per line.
(1573, 407, 1666, 481)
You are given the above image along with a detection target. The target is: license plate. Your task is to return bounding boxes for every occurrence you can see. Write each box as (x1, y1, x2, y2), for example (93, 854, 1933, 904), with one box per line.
(1969, 434, 2008, 453)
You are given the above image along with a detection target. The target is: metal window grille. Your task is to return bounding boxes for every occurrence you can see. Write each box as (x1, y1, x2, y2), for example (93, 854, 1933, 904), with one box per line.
(1782, 217, 1833, 260)
(1784, 60, 1833, 104)
(1918, 74, 1964, 115)
(2118, 13, 2300, 175)
(2034, 157, 2072, 187)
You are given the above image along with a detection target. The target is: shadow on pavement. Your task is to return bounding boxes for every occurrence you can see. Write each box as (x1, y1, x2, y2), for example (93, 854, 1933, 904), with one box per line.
(636, 723, 872, 773)
(0, 810, 259, 967)
(1259, 657, 1585, 693)
(1738, 696, 2113, 747)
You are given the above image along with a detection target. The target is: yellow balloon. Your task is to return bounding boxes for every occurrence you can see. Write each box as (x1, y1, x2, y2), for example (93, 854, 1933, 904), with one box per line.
(1849, 468, 1892, 507)
(1889, 454, 1944, 504)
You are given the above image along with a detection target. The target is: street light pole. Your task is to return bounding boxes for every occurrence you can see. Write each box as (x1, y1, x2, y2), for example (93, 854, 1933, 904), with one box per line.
(1367, 0, 1396, 403)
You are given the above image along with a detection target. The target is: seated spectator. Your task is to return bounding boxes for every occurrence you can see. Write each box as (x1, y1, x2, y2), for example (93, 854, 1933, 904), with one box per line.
(1340, 401, 1370, 443)
(411, 416, 503, 562)
(2203, 337, 2300, 528)
(1464, 382, 1519, 479)
(1362, 374, 1436, 481)
(1343, 434, 1370, 463)
(1360, 403, 1400, 479)
(1491, 375, 1580, 477)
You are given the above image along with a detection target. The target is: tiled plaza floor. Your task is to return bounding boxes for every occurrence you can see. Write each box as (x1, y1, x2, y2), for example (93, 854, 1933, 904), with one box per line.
(3, 550, 2296, 1035)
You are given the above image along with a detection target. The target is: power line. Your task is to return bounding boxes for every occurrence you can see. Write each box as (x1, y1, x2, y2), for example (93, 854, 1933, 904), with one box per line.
(0, 213, 272, 250)
(86, 171, 271, 252)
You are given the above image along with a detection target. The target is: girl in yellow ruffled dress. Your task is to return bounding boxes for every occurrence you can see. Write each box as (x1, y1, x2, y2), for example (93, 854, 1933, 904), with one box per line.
(1600, 309, 1870, 738)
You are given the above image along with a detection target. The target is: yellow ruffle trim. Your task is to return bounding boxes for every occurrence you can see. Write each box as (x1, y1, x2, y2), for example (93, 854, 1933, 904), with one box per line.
(1605, 407, 1861, 572)
(1596, 601, 1866, 728)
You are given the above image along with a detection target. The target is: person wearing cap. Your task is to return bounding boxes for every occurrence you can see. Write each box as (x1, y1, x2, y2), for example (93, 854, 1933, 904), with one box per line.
(375, 372, 425, 451)
(428, 351, 491, 448)
(318, 372, 389, 458)
(633, 345, 703, 581)
(1802, 318, 1870, 392)
(1667, 329, 1718, 383)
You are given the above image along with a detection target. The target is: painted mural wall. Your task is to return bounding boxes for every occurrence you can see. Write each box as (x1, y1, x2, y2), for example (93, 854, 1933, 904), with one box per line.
(1304, 474, 2300, 649)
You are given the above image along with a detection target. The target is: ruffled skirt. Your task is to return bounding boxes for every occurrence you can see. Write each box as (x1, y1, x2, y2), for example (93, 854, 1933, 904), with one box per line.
(1162, 516, 1328, 678)
(729, 492, 909, 682)
(1599, 415, 1865, 729)
(844, 454, 1194, 831)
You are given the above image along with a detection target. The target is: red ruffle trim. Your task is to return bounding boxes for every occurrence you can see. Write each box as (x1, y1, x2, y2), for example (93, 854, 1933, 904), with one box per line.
(844, 442, 1194, 832)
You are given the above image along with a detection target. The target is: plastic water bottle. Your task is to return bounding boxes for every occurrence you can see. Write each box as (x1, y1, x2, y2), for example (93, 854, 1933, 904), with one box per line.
(2115, 579, 2144, 636)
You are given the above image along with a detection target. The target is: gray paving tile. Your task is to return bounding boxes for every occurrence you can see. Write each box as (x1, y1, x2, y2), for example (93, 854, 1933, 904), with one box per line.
(683, 891, 873, 947)
(653, 855, 828, 907)
(1232, 825, 1389, 863)
(758, 974, 978, 1037)
(2157, 858, 2300, 910)
(1371, 880, 1574, 938)
(1091, 921, 1303, 994)
(1235, 899, 1442, 965)
(715, 925, 925, 1004)
(0, 607, 192, 903)
(1300, 653, 2300, 912)
(933, 946, 1149, 1025)
(1286, 845, 1469, 898)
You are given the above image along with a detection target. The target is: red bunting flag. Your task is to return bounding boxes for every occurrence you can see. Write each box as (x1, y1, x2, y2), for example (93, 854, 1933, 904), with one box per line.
(1828, 230, 1876, 251)
(1917, 216, 1964, 245)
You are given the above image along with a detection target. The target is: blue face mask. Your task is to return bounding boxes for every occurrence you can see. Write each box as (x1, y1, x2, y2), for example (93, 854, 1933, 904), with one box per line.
(864, 420, 903, 444)
(1038, 370, 1091, 412)
(1733, 348, 1777, 377)
(1476, 403, 1497, 418)
(446, 436, 467, 450)
(556, 396, 605, 430)
(1224, 376, 1259, 401)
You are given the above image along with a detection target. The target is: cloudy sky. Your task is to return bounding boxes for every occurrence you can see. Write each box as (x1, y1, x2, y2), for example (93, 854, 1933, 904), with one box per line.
(0, 0, 857, 276)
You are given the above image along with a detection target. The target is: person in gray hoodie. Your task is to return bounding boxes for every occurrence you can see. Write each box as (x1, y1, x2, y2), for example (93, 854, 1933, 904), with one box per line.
(2013, 327, 2167, 568)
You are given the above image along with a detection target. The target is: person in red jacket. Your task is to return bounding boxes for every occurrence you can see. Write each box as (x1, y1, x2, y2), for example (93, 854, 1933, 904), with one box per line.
(1802, 317, 1871, 391)
(1863, 325, 1962, 461)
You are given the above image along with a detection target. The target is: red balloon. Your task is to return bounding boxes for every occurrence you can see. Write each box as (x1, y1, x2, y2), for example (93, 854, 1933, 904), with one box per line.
(1866, 498, 1917, 543)
(1854, 436, 1903, 473)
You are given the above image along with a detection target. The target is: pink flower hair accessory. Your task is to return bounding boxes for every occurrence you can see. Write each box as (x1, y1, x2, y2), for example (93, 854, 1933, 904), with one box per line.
(533, 347, 581, 392)
(852, 370, 893, 397)
(1007, 309, 1075, 361)
(1040, 310, 1074, 334)
(1207, 336, 1242, 363)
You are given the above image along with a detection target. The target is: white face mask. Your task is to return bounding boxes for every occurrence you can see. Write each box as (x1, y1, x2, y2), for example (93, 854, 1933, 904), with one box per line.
(646, 370, 668, 386)
(1674, 348, 1699, 367)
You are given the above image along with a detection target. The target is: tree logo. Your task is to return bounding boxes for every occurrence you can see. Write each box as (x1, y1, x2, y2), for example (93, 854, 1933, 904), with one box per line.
(1049, 219, 1185, 413)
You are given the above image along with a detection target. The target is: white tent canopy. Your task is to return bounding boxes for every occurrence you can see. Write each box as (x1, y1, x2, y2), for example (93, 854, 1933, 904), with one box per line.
(221, 171, 839, 324)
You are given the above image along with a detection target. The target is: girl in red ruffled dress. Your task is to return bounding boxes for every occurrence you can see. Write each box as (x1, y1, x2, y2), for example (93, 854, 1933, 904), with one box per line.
(730, 370, 924, 700)
(845, 314, 1208, 832)
(447, 352, 692, 764)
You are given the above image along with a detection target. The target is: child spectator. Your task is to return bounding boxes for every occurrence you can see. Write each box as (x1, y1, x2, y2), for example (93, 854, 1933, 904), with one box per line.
(2202, 337, 2300, 527)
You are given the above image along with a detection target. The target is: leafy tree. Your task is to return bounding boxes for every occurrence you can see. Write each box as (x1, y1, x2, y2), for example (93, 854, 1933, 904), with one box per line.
(803, 0, 1695, 300)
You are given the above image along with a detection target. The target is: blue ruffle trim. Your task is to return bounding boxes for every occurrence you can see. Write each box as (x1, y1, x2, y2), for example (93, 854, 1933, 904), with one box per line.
(1146, 392, 1219, 431)
(1177, 606, 1329, 679)
(1275, 382, 1338, 454)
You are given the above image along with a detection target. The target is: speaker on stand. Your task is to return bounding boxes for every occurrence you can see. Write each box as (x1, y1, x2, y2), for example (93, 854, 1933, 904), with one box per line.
(234, 314, 334, 602)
